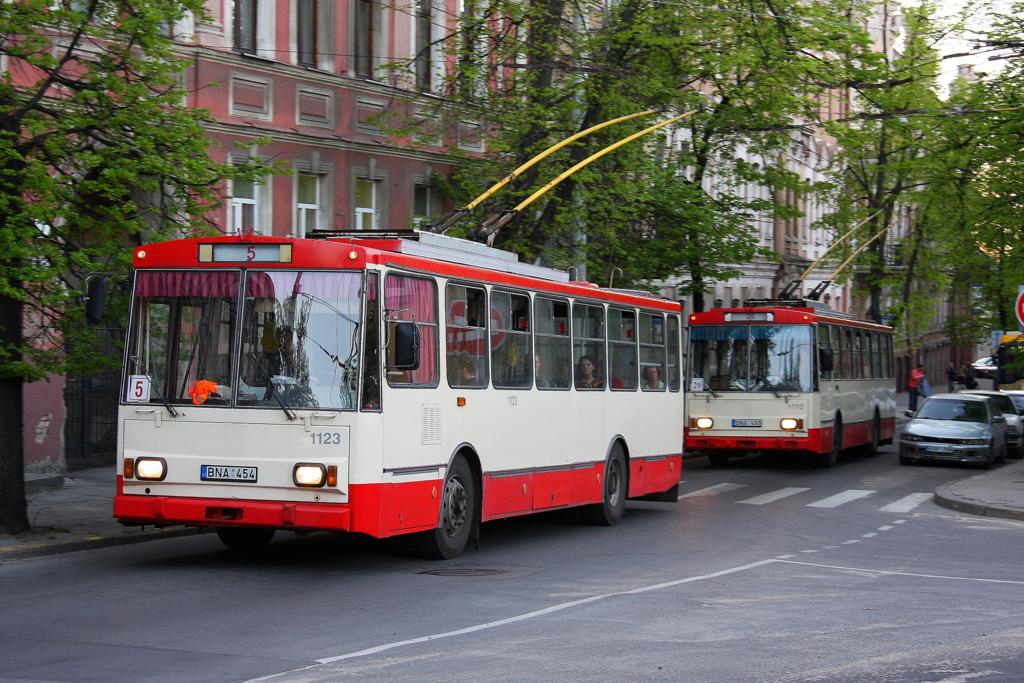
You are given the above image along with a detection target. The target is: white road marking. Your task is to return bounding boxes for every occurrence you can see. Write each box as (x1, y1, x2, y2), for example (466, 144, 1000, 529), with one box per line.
(862, 532, 877, 538)
(678, 483, 747, 499)
(807, 489, 875, 508)
(893, 519, 907, 524)
(737, 487, 810, 505)
(775, 559, 1024, 585)
(878, 525, 893, 531)
(300, 559, 777, 666)
(800, 549, 819, 553)
(927, 671, 1002, 683)
(879, 493, 933, 513)
(776, 554, 796, 559)
(841, 539, 860, 544)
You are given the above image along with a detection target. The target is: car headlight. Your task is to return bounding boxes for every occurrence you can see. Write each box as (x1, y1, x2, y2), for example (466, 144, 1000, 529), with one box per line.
(690, 417, 714, 430)
(780, 418, 803, 430)
(293, 463, 327, 487)
(134, 457, 167, 481)
(960, 439, 989, 445)
(901, 433, 924, 442)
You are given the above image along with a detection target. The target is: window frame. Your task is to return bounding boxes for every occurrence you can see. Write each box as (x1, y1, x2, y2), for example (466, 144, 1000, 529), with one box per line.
(489, 287, 532, 390)
(666, 314, 681, 392)
(354, 0, 376, 78)
(533, 295, 572, 391)
(354, 177, 377, 230)
(233, 0, 258, 54)
(295, 172, 320, 237)
(384, 272, 439, 389)
(445, 280, 489, 389)
(607, 306, 638, 392)
(572, 300, 607, 391)
(639, 310, 667, 392)
(297, 0, 318, 67)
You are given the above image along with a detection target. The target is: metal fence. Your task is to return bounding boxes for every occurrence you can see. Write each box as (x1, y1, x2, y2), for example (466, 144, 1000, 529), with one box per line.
(64, 334, 123, 470)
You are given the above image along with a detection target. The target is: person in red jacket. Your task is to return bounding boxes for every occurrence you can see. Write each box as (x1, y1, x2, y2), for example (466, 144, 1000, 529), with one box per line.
(908, 364, 925, 411)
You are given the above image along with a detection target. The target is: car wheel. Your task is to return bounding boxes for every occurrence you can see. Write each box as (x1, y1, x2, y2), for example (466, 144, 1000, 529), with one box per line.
(820, 418, 841, 467)
(998, 443, 1008, 464)
(419, 455, 476, 559)
(583, 444, 628, 526)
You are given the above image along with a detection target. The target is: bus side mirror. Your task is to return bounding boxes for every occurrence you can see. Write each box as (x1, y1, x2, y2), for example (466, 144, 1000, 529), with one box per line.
(85, 277, 107, 324)
(387, 321, 420, 370)
(818, 347, 834, 373)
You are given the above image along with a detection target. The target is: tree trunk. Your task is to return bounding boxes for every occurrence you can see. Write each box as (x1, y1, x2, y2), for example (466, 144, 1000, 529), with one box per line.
(0, 289, 28, 533)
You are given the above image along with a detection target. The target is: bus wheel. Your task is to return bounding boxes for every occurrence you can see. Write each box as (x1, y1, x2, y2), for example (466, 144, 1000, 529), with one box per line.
(420, 455, 475, 560)
(583, 444, 628, 526)
(866, 412, 881, 456)
(820, 419, 841, 467)
(216, 527, 275, 552)
(707, 453, 730, 468)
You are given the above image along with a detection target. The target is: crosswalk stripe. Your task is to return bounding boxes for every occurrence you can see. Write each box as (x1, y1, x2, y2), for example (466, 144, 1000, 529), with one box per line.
(737, 487, 810, 505)
(878, 493, 933, 513)
(678, 483, 748, 499)
(806, 489, 875, 508)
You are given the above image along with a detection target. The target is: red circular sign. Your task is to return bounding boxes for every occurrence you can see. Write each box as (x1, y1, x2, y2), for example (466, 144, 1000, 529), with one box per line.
(1017, 289, 1024, 329)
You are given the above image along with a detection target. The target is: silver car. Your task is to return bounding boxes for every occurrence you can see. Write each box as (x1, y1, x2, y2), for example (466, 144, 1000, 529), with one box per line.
(900, 393, 1008, 468)
(960, 390, 1024, 458)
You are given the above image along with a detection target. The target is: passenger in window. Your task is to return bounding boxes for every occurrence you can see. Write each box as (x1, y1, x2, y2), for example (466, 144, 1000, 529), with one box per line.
(535, 354, 553, 388)
(642, 366, 665, 390)
(575, 355, 604, 389)
(456, 352, 478, 385)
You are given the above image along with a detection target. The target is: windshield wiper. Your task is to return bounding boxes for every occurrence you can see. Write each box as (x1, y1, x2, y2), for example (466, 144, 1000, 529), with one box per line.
(129, 355, 179, 417)
(268, 379, 297, 421)
(700, 383, 720, 398)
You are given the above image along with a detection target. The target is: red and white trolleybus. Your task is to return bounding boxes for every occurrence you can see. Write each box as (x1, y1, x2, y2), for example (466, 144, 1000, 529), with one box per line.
(113, 231, 683, 557)
(684, 299, 895, 467)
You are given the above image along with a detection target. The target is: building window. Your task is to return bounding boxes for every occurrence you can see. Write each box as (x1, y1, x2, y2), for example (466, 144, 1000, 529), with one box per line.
(234, 0, 257, 54)
(295, 173, 320, 237)
(230, 177, 258, 235)
(412, 184, 435, 227)
(354, 0, 375, 78)
(415, 0, 431, 90)
(297, 0, 318, 66)
(355, 178, 377, 230)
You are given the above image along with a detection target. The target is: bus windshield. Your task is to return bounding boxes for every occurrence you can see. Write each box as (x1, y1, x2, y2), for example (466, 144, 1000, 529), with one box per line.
(126, 270, 364, 409)
(690, 325, 813, 393)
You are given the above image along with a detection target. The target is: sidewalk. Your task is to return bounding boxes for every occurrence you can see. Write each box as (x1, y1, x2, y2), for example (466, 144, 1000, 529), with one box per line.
(2, 403, 1022, 560)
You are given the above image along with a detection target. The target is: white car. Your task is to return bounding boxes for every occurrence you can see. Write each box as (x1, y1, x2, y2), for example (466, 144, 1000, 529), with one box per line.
(972, 356, 996, 379)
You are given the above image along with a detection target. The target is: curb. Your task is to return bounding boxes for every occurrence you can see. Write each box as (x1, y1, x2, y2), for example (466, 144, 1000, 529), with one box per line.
(0, 527, 207, 561)
(933, 483, 1024, 522)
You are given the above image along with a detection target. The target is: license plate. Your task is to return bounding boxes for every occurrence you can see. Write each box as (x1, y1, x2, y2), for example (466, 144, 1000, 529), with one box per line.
(201, 465, 258, 482)
(732, 419, 762, 428)
(925, 445, 953, 454)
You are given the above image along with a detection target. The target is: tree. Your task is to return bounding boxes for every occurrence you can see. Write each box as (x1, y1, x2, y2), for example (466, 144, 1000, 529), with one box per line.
(402, 0, 877, 308)
(0, 1, 266, 533)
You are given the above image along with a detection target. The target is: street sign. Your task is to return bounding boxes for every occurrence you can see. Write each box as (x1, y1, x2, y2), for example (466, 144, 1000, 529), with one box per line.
(1017, 285, 1024, 330)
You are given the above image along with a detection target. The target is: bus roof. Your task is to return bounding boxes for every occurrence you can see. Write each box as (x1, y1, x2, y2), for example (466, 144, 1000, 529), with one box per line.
(688, 303, 892, 331)
(132, 233, 679, 313)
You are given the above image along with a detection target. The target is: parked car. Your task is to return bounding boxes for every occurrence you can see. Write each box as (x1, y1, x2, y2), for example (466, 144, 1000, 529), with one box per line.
(972, 356, 997, 379)
(959, 390, 1024, 458)
(900, 393, 1008, 468)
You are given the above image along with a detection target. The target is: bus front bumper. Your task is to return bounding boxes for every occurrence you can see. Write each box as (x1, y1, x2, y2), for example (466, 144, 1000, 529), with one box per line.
(685, 428, 831, 454)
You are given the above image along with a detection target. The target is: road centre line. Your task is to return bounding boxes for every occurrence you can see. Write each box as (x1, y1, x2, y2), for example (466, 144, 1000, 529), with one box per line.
(775, 559, 1024, 585)
(678, 483, 747, 499)
(247, 559, 779, 676)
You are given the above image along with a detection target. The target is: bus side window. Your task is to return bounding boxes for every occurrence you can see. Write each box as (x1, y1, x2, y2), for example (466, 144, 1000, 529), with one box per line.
(640, 311, 666, 391)
(667, 315, 681, 391)
(535, 296, 571, 389)
(446, 282, 488, 388)
(385, 273, 438, 387)
(818, 324, 833, 380)
(573, 302, 606, 390)
(842, 327, 854, 379)
(361, 273, 381, 410)
(491, 290, 532, 388)
(608, 307, 638, 390)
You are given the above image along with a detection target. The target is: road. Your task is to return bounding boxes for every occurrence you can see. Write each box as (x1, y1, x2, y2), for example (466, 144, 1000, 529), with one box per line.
(2, 435, 1023, 682)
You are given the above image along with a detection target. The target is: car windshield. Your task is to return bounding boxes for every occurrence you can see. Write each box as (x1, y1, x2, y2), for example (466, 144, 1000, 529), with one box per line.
(125, 269, 364, 410)
(689, 324, 813, 392)
(916, 399, 988, 423)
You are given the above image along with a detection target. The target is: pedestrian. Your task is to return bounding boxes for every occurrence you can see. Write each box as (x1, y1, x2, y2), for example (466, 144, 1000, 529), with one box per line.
(963, 364, 978, 390)
(907, 363, 925, 411)
(946, 361, 957, 393)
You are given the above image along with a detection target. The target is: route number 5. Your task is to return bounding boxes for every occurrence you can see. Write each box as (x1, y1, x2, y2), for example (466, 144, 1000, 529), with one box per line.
(126, 375, 151, 402)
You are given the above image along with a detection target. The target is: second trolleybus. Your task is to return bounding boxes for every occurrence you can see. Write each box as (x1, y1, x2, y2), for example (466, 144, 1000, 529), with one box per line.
(112, 231, 683, 558)
(684, 299, 896, 467)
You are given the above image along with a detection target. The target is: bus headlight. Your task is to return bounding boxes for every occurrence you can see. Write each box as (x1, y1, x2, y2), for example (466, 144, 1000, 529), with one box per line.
(293, 463, 327, 487)
(691, 417, 714, 430)
(780, 418, 803, 431)
(135, 457, 167, 481)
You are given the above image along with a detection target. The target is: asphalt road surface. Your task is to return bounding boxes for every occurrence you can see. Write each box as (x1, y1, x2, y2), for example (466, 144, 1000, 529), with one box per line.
(2, 432, 1023, 683)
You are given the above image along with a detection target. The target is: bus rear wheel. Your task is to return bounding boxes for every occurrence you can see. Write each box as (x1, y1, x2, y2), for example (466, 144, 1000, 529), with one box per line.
(583, 444, 628, 526)
(216, 526, 275, 552)
(419, 455, 475, 560)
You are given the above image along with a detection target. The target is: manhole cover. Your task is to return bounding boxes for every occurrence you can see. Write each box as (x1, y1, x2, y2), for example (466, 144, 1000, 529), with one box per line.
(418, 567, 509, 577)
